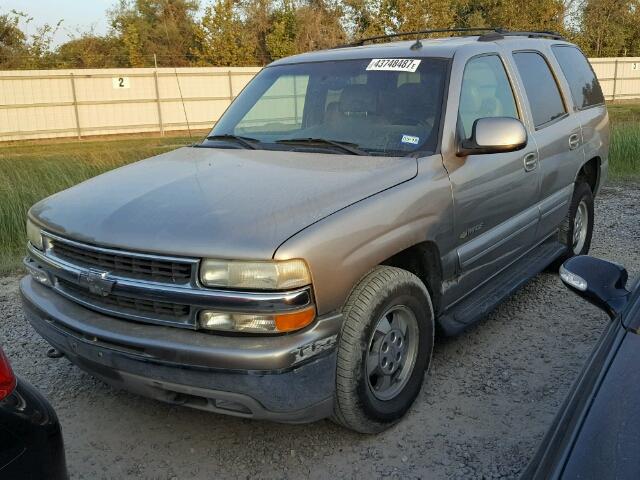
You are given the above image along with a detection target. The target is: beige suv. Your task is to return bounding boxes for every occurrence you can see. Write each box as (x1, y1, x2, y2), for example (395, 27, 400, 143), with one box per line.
(22, 28, 609, 433)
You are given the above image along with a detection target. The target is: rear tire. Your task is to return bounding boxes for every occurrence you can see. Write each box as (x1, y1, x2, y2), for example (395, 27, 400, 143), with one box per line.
(550, 181, 594, 269)
(332, 266, 434, 433)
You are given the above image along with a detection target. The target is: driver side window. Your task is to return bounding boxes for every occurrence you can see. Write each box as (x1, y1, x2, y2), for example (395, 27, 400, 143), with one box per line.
(459, 55, 519, 139)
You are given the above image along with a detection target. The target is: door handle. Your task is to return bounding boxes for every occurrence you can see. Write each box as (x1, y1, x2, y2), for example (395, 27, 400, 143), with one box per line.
(569, 133, 580, 150)
(523, 152, 538, 172)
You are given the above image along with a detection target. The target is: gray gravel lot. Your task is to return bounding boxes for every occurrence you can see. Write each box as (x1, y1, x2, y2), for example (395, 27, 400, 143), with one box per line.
(1, 182, 638, 479)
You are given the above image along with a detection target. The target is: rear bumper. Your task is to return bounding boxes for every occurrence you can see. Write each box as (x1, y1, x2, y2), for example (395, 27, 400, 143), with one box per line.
(0, 378, 67, 480)
(20, 277, 341, 423)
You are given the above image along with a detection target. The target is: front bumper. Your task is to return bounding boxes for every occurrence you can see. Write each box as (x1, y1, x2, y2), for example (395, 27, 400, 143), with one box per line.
(21, 277, 341, 423)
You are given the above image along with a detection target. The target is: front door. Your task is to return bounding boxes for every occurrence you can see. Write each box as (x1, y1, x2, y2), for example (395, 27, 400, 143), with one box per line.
(441, 53, 540, 304)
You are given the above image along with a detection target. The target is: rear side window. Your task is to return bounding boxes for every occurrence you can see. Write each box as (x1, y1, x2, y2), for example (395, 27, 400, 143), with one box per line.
(513, 52, 566, 128)
(458, 55, 519, 139)
(552, 45, 604, 109)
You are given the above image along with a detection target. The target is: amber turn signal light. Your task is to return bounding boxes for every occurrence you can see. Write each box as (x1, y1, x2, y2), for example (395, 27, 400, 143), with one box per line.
(274, 307, 316, 333)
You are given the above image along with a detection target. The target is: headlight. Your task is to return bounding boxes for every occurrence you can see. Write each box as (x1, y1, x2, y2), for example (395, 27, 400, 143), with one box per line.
(199, 259, 311, 290)
(26, 218, 44, 250)
(199, 307, 316, 333)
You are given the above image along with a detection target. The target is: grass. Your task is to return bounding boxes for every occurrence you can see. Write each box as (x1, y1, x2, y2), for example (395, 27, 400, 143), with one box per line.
(607, 103, 640, 179)
(1, 106, 639, 274)
(0, 132, 199, 273)
(609, 123, 640, 179)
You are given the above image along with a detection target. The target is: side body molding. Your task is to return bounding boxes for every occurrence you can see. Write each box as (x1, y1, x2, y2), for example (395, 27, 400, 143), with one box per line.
(456, 183, 575, 271)
(457, 206, 538, 270)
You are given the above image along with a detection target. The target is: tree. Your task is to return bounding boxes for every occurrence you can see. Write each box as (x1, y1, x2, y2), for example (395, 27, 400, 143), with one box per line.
(342, 0, 386, 38)
(240, 0, 273, 63)
(5, 0, 640, 70)
(55, 34, 126, 68)
(0, 10, 61, 69)
(0, 11, 27, 69)
(265, 1, 298, 59)
(454, 0, 565, 33)
(379, 0, 456, 33)
(194, 0, 256, 66)
(109, 0, 200, 66)
(294, 0, 347, 51)
(579, 0, 639, 57)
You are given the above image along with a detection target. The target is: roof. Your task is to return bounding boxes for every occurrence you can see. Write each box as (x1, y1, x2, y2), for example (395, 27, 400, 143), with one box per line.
(269, 35, 574, 67)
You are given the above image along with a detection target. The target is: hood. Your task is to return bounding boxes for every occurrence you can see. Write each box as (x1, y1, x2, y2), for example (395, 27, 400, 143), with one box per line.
(30, 147, 417, 259)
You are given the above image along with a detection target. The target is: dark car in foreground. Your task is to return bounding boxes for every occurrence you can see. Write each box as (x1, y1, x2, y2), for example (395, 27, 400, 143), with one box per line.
(524, 255, 638, 479)
(0, 346, 67, 479)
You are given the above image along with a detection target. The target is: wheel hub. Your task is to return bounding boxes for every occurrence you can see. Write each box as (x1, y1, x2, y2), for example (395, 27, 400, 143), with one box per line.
(572, 200, 589, 253)
(377, 329, 405, 375)
(365, 305, 419, 401)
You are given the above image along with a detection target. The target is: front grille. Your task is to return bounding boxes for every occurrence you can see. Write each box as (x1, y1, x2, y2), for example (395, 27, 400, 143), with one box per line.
(57, 278, 191, 322)
(50, 239, 193, 284)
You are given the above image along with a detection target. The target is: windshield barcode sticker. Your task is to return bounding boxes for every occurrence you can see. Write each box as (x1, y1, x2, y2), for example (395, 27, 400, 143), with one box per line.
(366, 59, 421, 72)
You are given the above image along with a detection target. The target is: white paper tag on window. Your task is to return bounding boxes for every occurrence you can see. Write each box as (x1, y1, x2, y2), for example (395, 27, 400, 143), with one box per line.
(401, 134, 420, 145)
(366, 59, 421, 72)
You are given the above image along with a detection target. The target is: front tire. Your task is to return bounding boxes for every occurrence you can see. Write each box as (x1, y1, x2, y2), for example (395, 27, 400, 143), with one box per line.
(332, 266, 434, 433)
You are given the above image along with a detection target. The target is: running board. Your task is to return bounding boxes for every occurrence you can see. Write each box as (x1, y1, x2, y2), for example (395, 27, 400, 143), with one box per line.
(438, 240, 567, 336)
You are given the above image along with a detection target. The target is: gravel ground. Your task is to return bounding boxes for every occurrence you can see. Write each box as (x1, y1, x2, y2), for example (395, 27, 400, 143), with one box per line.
(1, 182, 638, 480)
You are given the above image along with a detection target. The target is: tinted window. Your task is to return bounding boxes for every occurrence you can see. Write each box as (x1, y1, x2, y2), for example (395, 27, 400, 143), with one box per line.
(513, 52, 566, 128)
(552, 45, 604, 109)
(458, 55, 518, 139)
(212, 58, 449, 156)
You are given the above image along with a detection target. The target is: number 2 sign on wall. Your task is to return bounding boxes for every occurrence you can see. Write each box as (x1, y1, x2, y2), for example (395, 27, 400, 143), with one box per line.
(112, 77, 131, 89)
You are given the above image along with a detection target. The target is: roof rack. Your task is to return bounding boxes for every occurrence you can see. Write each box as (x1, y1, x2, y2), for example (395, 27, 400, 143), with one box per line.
(337, 27, 499, 48)
(336, 27, 565, 48)
(479, 30, 565, 41)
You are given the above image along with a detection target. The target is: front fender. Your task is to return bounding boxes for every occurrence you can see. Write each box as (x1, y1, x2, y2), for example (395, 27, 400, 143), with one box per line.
(273, 155, 454, 315)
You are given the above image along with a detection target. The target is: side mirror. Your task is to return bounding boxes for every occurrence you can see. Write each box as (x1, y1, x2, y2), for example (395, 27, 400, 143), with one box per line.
(457, 117, 527, 156)
(560, 256, 631, 318)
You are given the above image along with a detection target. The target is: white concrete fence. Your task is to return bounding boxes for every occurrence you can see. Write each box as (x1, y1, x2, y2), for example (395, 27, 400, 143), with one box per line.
(591, 57, 640, 101)
(0, 67, 261, 142)
(0, 58, 638, 142)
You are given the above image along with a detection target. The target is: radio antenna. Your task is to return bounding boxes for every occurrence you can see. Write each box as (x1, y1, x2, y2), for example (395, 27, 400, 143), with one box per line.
(174, 65, 192, 139)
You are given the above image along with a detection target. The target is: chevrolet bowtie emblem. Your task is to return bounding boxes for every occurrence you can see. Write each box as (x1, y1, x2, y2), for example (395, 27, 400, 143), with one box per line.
(78, 271, 116, 297)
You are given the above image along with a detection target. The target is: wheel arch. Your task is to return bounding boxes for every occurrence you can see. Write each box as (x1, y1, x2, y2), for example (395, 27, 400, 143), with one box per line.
(380, 241, 444, 317)
(576, 156, 601, 194)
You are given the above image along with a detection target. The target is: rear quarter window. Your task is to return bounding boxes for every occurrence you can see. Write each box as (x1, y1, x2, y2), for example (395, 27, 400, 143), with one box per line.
(552, 45, 605, 109)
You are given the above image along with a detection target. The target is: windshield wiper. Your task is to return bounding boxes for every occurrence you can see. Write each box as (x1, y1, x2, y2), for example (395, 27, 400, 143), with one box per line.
(276, 137, 368, 156)
(205, 134, 259, 150)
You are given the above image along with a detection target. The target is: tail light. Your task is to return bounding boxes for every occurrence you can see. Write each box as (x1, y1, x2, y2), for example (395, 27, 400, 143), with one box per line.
(0, 347, 17, 401)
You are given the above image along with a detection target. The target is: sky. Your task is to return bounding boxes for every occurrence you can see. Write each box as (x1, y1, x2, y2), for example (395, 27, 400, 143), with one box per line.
(1, 0, 113, 46)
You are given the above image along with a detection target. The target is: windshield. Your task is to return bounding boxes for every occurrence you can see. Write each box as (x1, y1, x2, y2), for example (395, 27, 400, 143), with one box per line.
(208, 58, 449, 156)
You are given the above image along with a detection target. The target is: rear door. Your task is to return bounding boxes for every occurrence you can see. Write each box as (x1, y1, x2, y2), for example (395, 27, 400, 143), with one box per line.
(441, 52, 540, 301)
(510, 49, 582, 240)
(550, 45, 609, 193)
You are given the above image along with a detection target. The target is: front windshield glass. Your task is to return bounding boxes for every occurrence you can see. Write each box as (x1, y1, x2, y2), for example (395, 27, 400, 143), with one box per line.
(209, 58, 449, 156)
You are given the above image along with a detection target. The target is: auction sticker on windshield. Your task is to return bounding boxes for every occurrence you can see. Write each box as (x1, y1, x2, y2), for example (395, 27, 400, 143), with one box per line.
(366, 59, 421, 72)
